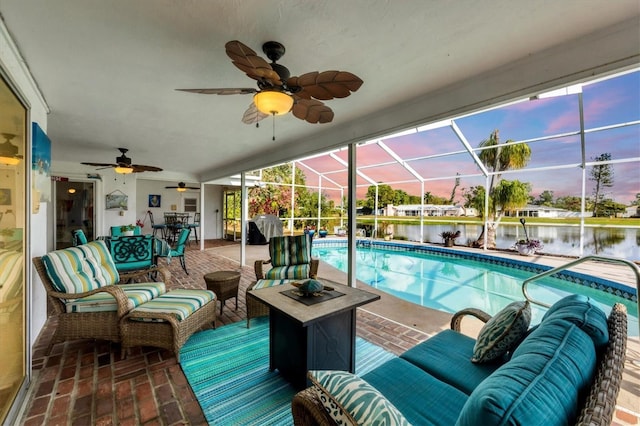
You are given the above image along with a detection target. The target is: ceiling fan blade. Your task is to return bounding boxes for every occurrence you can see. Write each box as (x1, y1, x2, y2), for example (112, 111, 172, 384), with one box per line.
(131, 164, 163, 173)
(176, 88, 257, 95)
(287, 71, 363, 100)
(242, 103, 269, 125)
(292, 97, 334, 124)
(225, 40, 282, 85)
(81, 162, 117, 167)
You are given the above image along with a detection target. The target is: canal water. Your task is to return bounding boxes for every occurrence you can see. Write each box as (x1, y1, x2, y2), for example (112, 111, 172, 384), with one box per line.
(386, 223, 639, 261)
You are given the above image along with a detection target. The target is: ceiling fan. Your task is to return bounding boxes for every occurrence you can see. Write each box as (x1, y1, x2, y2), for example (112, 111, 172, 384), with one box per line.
(81, 148, 162, 174)
(176, 40, 363, 125)
(165, 182, 199, 192)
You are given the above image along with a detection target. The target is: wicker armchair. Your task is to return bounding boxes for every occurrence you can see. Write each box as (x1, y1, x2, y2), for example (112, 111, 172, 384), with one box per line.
(246, 235, 319, 327)
(292, 303, 628, 426)
(33, 256, 170, 353)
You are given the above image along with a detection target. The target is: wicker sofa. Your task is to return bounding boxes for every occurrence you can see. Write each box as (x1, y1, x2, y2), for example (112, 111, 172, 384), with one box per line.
(292, 295, 628, 426)
(33, 240, 216, 360)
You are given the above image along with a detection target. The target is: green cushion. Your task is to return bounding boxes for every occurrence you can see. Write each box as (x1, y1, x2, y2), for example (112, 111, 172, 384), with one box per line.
(308, 370, 410, 426)
(542, 294, 609, 348)
(64, 282, 166, 313)
(457, 320, 597, 426)
(401, 329, 501, 395)
(42, 241, 119, 294)
(0, 249, 23, 304)
(269, 236, 290, 267)
(129, 289, 215, 322)
(289, 234, 312, 264)
(472, 301, 531, 363)
(264, 264, 310, 280)
(363, 358, 468, 425)
(253, 279, 291, 290)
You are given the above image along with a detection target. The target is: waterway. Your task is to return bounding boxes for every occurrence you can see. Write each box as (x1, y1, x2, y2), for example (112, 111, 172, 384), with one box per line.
(387, 223, 639, 261)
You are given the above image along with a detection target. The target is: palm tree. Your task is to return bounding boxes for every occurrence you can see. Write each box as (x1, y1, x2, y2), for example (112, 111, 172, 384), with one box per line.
(474, 130, 531, 248)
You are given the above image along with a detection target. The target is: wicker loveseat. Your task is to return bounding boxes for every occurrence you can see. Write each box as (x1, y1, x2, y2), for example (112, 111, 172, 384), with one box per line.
(33, 240, 216, 360)
(246, 234, 318, 327)
(292, 295, 628, 426)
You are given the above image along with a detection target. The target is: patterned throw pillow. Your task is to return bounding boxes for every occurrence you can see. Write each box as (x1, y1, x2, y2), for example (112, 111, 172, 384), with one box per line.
(308, 370, 410, 426)
(471, 301, 531, 363)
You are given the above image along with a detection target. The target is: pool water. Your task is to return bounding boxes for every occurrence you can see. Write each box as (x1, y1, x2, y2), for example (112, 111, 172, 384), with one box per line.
(312, 244, 638, 335)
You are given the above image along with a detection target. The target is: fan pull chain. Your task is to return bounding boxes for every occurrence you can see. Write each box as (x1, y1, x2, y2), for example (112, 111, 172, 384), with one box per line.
(272, 113, 276, 141)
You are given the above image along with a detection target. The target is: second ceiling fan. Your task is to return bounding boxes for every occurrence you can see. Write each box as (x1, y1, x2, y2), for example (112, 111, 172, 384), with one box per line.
(177, 40, 363, 125)
(166, 182, 199, 192)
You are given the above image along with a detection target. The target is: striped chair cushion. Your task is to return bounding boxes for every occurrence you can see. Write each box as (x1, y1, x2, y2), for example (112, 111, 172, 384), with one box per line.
(289, 234, 312, 265)
(64, 282, 166, 313)
(309, 370, 410, 426)
(129, 289, 215, 322)
(264, 264, 310, 280)
(253, 279, 291, 290)
(0, 250, 23, 303)
(269, 236, 290, 267)
(42, 241, 119, 294)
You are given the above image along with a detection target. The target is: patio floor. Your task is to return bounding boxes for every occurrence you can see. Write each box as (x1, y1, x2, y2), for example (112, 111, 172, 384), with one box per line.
(17, 239, 640, 425)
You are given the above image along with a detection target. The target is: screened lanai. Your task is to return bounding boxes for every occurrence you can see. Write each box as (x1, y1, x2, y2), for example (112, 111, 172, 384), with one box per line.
(247, 69, 640, 261)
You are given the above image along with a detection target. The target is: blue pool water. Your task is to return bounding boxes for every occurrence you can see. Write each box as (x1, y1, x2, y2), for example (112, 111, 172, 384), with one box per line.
(312, 241, 638, 335)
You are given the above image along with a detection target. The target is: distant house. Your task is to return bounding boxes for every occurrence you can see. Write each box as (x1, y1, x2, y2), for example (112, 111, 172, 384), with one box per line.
(503, 204, 585, 218)
(391, 204, 477, 217)
(623, 205, 639, 218)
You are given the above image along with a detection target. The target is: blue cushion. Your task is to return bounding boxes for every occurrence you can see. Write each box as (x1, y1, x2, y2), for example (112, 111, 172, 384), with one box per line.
(456, 319, 597, 426)
(401, 329, 501, 395)
(363, 358, 468, 426)
(542, 294, 609, 348)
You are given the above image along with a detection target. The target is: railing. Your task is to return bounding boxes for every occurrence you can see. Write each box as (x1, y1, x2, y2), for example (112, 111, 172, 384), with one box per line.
(522, 254, 640, 336)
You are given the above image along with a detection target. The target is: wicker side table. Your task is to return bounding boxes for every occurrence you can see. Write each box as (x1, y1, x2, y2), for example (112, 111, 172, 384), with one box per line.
(204, 270, 241, 315)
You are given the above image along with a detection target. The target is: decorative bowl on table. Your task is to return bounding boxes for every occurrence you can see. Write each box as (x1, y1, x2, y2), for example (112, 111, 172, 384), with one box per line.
(292, 279, 324, 297)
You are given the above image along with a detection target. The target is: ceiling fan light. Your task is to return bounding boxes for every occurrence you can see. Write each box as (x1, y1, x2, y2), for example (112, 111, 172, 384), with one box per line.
(176, 187, 186, 192)
(0, 155, 20, 166)
(114, 166, 134, 174)
(254, 91, 293, 115)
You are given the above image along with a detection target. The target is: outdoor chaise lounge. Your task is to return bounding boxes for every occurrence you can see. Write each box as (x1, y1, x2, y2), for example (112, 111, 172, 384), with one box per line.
(292, 295, 627, 426)
(33, 240, 216, 360)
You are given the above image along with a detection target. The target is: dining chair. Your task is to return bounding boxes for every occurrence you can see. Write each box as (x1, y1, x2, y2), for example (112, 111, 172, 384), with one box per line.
(71, 229, 88, 246)
(187, 212, 200, 244)
(147, 210, 166, 240)
(158, 228, 191, 274)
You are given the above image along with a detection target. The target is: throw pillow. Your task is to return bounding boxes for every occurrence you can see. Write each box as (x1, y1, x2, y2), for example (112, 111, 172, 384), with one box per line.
(308, 370, 410, 426)
(471, 301, 531, 363)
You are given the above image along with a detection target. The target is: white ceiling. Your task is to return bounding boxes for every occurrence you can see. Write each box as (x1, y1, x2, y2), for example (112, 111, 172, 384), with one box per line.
(1, 1, 638, 182)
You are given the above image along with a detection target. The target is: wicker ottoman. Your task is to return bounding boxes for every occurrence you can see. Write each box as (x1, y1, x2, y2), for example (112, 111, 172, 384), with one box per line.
(120, 289, 216, 362)
(204, 270, 241, 315)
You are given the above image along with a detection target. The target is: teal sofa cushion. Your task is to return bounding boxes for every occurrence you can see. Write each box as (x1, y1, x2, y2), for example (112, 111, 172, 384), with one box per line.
(401, 329, 501, 395)
(264, 264, 311, 280)
(363, 358, 468, 426)
(542, 294, 609, 348)
(456, 319, 597, 426)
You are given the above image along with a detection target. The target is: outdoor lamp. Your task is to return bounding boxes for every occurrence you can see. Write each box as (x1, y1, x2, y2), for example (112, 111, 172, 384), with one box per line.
(0, 133, 22, 166)
(114, 166, 134, 174)
(253, 90, 293, 115)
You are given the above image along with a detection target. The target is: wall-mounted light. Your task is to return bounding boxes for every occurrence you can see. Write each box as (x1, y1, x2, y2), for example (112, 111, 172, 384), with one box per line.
(114, 166, 134, 174)
(68, 188, 76, 194)
(0, 133, 23, 166)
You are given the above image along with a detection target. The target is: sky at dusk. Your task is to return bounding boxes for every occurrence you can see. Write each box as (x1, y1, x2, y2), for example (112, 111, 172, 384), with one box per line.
(286, 71, 640, 205)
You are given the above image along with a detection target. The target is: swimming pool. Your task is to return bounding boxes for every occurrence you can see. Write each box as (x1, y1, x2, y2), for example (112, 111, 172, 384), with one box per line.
(312, 240, 638, 335)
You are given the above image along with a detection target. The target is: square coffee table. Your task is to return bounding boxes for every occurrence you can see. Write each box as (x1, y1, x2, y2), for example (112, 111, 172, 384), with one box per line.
(247, 280, 380, 390)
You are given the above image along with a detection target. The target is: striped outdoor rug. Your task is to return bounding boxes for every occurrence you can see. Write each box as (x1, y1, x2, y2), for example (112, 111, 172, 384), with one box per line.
(180, 317, 396, 425)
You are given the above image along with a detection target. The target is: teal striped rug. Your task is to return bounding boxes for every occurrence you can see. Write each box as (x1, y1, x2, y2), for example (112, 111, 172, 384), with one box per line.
(180, 317, 396, 425)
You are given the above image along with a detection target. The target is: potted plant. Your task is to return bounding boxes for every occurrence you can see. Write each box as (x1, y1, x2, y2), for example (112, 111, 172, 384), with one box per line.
(120, 224, 136, 236)
(439, 230, 461, 247)
(514, 239, 543, 256)
(514, 218, 543, 255)
(318, 226, 328, 238)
